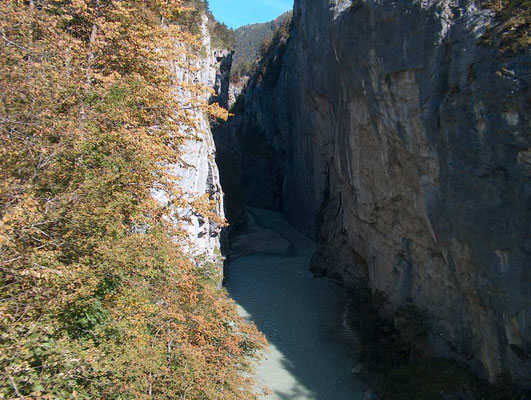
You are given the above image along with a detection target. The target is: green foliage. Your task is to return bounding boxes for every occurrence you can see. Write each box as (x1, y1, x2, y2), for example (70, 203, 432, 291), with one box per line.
(232, 11, 292, 79)
(208, 16, 235, 49)
(250, 15, 293, 88)
(480, 0, 531, 53)
(343, 289, 519, 399)
(60, 298, 110, 341)
(381, 358, 481, 400)
(178, 0, 208, 34)
(394, 303, 429, 360)
(179, 0, 235, 49)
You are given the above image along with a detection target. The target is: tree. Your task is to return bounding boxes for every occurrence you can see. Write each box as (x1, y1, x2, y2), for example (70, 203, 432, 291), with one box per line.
(0, 1, 265, 398)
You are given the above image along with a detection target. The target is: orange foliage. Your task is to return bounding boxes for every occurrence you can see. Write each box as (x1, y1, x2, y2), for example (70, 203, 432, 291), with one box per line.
(0, 1, 265, 398)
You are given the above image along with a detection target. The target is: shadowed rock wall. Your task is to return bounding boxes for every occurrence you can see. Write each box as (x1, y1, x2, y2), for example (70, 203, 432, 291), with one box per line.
(225, 0, 530, 387)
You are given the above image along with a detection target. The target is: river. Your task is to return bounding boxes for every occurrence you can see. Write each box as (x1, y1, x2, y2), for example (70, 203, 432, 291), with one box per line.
(224, 207, 366, 400)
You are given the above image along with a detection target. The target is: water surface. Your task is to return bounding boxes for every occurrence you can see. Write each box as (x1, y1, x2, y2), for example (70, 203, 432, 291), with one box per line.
(225, 208, 365, 400)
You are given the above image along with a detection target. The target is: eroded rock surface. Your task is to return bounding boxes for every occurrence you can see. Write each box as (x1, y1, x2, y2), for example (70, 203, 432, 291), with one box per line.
(157, 14, 231, 276)
(224, 0, 530, 387)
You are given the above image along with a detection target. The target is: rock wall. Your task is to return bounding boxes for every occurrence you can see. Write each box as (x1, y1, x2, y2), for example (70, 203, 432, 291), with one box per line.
(228, 0, 530, 387)
(158, 15, 230, 274)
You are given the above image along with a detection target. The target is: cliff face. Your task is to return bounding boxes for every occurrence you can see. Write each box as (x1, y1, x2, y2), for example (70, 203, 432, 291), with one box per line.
(229, 0, 530, 387)
(160, 15, 230, 273)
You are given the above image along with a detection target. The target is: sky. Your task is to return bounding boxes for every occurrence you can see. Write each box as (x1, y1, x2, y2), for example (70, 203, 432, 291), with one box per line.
(208, 0, 293, 29)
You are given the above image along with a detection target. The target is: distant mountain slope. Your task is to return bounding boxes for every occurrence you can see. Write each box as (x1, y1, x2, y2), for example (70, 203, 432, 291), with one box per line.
(232, 11, 292, 79)
(180, 0, 235, 49)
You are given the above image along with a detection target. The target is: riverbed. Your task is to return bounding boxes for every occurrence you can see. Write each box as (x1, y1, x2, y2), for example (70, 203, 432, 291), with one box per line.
(224, 208, 365, 400)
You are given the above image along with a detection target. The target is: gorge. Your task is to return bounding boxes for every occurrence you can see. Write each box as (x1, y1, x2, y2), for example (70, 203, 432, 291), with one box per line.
(212, 0, 531, 396)
(0, 0, 529, 398)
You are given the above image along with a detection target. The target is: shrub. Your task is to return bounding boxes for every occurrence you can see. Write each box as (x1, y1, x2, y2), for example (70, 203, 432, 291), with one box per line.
(480, 0, 531, 53)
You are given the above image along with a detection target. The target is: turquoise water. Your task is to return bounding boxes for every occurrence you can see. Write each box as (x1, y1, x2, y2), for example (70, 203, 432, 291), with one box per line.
(225, 208, 365, 400)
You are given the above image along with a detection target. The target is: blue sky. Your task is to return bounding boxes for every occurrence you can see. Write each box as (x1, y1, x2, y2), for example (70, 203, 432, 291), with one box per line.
(208, 0, 293, 29)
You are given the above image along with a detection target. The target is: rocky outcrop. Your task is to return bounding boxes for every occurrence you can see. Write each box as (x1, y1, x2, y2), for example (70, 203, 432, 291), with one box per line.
(212, 112, 247, 238)
(225, 0, 530, 388)
(212, 48, 233, 109)
(157, 14, 231, 276)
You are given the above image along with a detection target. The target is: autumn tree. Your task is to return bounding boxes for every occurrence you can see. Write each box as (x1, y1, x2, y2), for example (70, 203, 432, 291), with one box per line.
(0, 1, 265, 398)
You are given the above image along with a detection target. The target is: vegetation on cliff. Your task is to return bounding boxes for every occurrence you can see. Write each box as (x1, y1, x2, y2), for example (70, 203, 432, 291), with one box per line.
(0, 1, 264, 398)
(180, 0, 235, 49)
(480, 0, 530, 52)
(230, 14, 293, 113)
(346, 290, 527, 400)
(231, 11, 292, 81)
(253, 16, 293, 87)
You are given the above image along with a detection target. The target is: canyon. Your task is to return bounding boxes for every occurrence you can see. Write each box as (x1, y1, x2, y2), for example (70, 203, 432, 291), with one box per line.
(2, 0, 527, 398)
(212, 0, 531, 392)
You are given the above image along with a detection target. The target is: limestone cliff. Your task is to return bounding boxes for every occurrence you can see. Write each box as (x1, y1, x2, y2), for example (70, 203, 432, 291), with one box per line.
(157, 14, 230, 276)
(224, 0, 530, 388)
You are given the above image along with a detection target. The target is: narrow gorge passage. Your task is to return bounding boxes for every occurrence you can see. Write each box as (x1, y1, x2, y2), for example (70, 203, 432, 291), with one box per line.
(225, 208, 365, 400)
